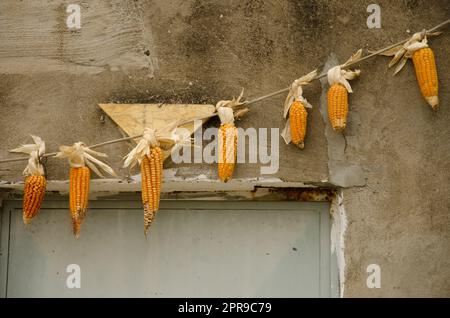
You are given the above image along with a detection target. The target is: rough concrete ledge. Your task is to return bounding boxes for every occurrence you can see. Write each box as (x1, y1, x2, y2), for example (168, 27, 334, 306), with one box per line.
(0, 177, 318, 195)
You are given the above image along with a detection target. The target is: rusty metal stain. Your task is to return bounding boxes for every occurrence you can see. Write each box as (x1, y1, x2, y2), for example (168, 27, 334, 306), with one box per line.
(2, 186, 336, 202)
(160, 187, 335, 202)
(269, 188, 335, 202)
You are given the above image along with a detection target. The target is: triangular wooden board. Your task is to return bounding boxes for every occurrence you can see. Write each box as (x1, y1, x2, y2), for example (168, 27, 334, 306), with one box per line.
(99, 103, 216, 160)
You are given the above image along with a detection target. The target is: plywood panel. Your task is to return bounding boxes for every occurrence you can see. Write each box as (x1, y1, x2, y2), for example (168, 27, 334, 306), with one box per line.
(99, 103, 216, 159)
(99, 103, 215, 139)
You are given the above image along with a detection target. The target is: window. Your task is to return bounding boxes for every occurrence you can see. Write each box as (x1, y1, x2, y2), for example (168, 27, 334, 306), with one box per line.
(0, 199, 337, 297)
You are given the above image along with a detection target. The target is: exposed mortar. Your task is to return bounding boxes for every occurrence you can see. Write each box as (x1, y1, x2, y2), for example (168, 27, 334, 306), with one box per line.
(330, 188, 347, 298)
(319, 54, 366, 188)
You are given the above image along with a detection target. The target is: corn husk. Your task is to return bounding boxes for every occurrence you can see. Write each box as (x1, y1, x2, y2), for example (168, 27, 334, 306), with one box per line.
(10, 135, 46, 176)
(123, 122, 185, 169)
(327, 49, 362, 93)
(215, 89, 245, 125)
(56, 142, 116, 177)
(375, 31, 442, 75)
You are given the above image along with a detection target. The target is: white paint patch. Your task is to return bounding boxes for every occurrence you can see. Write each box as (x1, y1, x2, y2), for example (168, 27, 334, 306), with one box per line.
(330, 189, 347, 297)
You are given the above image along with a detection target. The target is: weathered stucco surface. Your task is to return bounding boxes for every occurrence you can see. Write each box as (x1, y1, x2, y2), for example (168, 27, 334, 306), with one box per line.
(0, 0, 449, 297)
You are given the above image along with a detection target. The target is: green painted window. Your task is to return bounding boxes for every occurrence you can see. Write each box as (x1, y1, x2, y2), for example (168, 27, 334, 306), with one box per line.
(0, 200, 337, 297)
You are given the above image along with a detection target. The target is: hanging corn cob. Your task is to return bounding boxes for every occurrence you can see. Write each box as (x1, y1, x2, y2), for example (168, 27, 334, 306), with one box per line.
(218, 122, 237, 182)
(123, 125, 182, 235)
(377, 30, 441, 109)
(10, 135, 47, 224)
(413, 48, 438, 107)
(216, 91, 245, 182)
(327, 49, 362, 131)
(281, 70, 317, 149)
(56, 142, 116, 237)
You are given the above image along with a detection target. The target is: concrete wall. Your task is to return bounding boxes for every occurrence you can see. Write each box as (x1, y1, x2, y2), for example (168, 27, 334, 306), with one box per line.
(0, 0, 449, 296)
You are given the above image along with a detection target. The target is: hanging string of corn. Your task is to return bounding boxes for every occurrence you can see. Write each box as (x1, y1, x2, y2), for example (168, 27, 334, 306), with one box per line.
(0, 20, 448, 167)
(281, 70, 318, 149)
(376, 30, 442, 109)
(123, 124, 184, 235)
(56, 142, 116, 237)
(216, 90, 245, 182)
(10, 135, 47, 225)
(327, 49, 362, 132)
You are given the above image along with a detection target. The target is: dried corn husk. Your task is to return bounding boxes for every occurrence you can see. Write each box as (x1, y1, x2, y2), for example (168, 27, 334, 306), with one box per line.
(56, 142, 116, 177)
(123, 123, 184, 169)
(375, 30, 442, 74)
(327, 49, 362, 93)
(10, 135, 46, 176)
(215, 89, 246, 125)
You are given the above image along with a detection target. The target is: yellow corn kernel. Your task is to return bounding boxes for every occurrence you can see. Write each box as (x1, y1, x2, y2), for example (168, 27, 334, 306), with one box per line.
(289, 101, 308, 149)
(218, 123, 238, 182)
(412, 47, 439, 109)
(140, 146, 163, 235)
(69, 166, 90, 237)
(327, 83, 348, 131)
(23, 175, 47, 224)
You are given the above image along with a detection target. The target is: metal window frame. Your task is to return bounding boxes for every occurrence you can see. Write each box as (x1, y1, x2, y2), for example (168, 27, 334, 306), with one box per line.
(0, 197, 338, 298)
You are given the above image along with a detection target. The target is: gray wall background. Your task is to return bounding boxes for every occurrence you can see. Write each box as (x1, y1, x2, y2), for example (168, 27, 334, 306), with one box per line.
(0, 0, 449, 296)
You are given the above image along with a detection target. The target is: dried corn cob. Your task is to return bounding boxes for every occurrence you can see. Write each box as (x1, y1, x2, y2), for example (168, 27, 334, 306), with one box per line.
(289, 101, 308, 149)
(215, 93, 244, 182)
(69, 166, 90, 236)
(23, 175, 47, 224)
(140, 146, 163, 233)
(281, 70, 317, 149)
(218, 123, 238, 182)
(412, 47, 438, 109)
(10, 135, 47, 225)
(327, 51, 361, 132)
(124, 126, 182, 235)
(380, 31, 441, 109)
(57, 142, 116, 237)
(327, 83, 348, 131)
